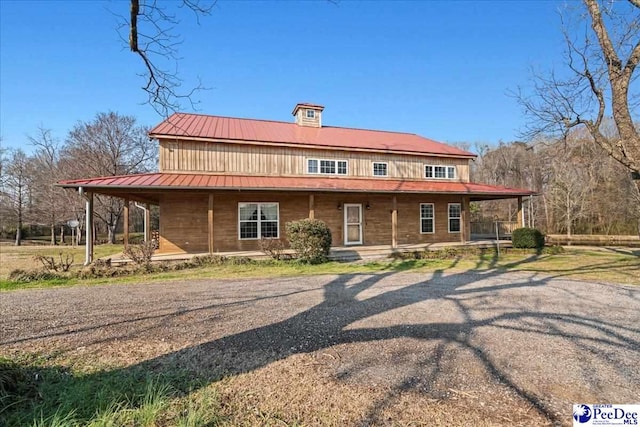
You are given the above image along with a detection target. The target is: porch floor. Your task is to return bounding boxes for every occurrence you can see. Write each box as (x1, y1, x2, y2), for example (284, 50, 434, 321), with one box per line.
(105, 239, 512, 264)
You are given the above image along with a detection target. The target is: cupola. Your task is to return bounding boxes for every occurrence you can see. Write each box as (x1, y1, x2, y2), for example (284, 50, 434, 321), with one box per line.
(292, 103, 324, 128)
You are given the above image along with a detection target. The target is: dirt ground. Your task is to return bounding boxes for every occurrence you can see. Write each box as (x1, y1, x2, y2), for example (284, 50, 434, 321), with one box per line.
(1, 269, 639, 426)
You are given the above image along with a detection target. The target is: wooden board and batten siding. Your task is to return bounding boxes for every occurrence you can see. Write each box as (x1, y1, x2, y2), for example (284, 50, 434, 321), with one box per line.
(157, 191, 470, 254)
(159, 139, 471, 182)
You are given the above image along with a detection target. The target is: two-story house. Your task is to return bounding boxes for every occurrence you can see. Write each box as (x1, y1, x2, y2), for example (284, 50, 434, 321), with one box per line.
(61, 103, 534, 263)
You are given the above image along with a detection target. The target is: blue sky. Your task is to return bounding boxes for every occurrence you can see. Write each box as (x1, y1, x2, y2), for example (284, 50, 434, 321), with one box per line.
(1, 0, 567, 152)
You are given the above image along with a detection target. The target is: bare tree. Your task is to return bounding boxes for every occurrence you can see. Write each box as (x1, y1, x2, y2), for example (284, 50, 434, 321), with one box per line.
(546, 146, 593, 238)
(29, 127, 67, 245)
(2, 150, 34, 246)
(62, 112, 157, 244)
(122, 0, 215, 116)
(517, 0, 639, 175)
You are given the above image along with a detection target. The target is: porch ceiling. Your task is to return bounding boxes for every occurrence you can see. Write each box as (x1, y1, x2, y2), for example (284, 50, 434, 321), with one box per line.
(58, 172, 535, 200)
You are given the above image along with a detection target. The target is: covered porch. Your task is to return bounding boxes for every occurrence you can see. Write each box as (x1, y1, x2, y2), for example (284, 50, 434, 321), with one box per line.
(59, 173, 534, 265)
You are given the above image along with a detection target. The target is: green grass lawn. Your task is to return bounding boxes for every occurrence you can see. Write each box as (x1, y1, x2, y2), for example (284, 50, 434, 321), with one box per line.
(0, 246, 638, 291)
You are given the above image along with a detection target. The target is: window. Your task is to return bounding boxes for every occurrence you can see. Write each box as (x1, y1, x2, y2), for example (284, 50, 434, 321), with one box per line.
(425, 165, 433, 178)
(320, 159, 336, 174)
(306, 109, 315, 119)
(420, 203, 434, 234)
(238, 203, 279, 240)
(425, 164, 457, 180)
(448, 203, 461, 233)
(307, 159, 318, 174)
(434, 166, 446, 178)
(447, 166, 456, 179)
(307, 159, 348, 175)
(337, 160, 347, 175)
(373, 162, 388, 177)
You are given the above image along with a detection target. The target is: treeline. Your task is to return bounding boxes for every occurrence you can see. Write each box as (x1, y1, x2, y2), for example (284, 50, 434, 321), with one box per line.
(0, 112, 157, 245)
(467, 130, 640, 236)
(2, 112, 638, 245)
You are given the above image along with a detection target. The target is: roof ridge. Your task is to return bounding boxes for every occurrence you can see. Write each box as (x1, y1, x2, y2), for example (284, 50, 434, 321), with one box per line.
(167, 112, 423, 137)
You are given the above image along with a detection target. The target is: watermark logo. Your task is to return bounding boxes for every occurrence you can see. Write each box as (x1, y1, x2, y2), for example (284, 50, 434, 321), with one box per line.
(574, 405, 593, 424)
(573, 404, 639, 426)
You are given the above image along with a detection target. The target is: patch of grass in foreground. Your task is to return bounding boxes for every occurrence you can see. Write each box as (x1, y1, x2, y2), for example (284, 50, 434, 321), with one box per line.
(0, 356, 223, 427)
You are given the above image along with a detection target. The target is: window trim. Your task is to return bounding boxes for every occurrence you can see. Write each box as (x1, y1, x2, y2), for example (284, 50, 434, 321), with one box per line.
(448, 203, 461, 234)
(306, 109, 315, 119)
(238, 202, 280, 240)
(425, 165, 457, 180)
(372, 162, 388, 177)
(420, 203, 435, 234)
(307, 158, 349, 175)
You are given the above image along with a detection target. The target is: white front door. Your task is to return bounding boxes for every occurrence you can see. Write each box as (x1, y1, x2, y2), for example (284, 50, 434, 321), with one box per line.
(344, 203, 363, 245)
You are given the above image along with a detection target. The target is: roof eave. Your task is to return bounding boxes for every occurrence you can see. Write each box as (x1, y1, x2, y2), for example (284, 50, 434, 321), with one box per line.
(58, 182, 533, 197)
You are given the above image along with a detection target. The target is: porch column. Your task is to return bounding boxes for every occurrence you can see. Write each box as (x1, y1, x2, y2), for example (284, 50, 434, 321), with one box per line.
(461, 196, 470, 243)
(517, 196, 524, 228)
(85, 192, 94, 265)
(391, 196, 398, 249)
(144, 203, 151, 242)
(309, 194, 315, 220)
(208, 194, 214, 254)
(123, 198, 129, 248)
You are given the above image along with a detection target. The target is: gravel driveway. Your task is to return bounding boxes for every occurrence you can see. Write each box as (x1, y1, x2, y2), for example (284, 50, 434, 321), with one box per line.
(1, 269, 639, 426)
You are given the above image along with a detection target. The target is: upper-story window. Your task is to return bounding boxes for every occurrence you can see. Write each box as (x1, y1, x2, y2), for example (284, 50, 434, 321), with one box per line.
(306, 109, 315, 119)
(373, 162, 388, 177)
(307, 159, 348, 175)
(425, 165, 456, 179)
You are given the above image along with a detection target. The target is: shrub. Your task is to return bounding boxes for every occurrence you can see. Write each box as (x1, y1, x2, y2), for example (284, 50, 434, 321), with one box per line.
(123, 241, 157, 267)
(542, 245, 564, 255)
(286, 219, 332, 264)
(191, 254, 228, 266)
(8, 268, 65, 283)
(34, 252, 74, 272)
(259, 238, 288, 260)
(0, 226, 29, 240)
(512, 227, 545, 249)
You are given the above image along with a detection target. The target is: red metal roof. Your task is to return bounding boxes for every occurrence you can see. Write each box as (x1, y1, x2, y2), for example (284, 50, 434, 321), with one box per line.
(292, 103, 325, 114)
(149, 113, 476, 158)
(59, 173, 534, 198)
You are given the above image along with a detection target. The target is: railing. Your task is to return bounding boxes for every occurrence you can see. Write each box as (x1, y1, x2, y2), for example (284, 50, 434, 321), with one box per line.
(471, 221, 518, 239)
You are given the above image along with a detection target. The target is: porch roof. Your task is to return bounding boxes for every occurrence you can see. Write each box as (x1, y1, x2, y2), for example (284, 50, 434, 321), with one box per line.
(58, 173, 534, 202)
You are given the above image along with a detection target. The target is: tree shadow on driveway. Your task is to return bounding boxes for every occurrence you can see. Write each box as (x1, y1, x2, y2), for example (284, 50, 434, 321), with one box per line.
(3, 259, 640, 426)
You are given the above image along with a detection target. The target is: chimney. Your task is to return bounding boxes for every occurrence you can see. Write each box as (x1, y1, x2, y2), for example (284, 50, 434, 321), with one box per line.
(292, 103, 324, 128)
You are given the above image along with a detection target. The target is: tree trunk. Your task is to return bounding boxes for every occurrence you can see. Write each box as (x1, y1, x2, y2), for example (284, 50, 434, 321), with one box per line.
(636, 180, 640, 238)
(107, 224, 116, 244)
(14, 226, 21, 246)
(51, 223, 56, 245)
(15, 188, 23, 246)
(566, 193, 572, 245)
(543, 194, 550, 233)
